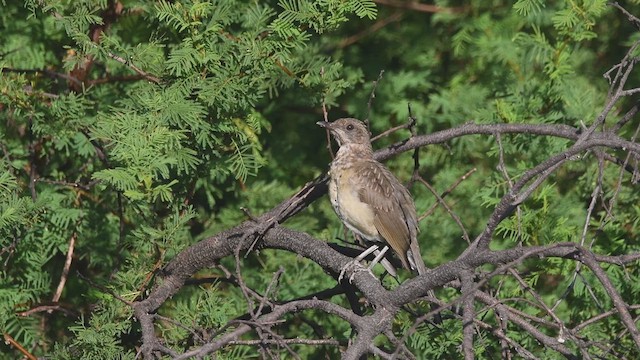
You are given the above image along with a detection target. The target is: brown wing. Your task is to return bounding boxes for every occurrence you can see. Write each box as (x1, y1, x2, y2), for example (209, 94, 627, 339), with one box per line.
(350, 160, 424, 273)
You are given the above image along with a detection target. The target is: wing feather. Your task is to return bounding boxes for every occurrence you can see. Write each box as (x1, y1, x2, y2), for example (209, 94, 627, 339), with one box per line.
(350, 161, 422, 272)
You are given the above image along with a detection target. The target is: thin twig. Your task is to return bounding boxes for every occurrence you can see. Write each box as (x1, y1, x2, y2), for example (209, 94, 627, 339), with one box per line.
(17, 304, 78, 318)
(52, 231, 77, 303)
(495, 133, 524, 244)
(420, 167, 476, 220)
(580, 251, 640, 348)
(320, 67, 334, 159)
(3, 333, 37, 360)
(370, 121, 411, 142)
(573, 304, 640, 332)
(339, 12, 404, 48)
(365, 70, 386, 129)
(106, 51, 161, 84)
(1, 67, 81, 86)
(610, 2, 640, 29)
(77, 272, 133, 306)
(415, 176, 471, 243)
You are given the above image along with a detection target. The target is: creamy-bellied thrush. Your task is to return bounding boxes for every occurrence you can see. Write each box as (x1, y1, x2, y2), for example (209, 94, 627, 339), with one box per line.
(318, 118, 427, 276)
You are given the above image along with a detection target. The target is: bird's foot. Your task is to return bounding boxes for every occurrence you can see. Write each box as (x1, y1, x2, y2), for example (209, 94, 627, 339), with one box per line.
(338, 260, 374, 283)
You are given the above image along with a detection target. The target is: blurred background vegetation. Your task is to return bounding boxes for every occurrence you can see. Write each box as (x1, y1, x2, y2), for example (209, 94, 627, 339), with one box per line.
(1, 0, 639, 358)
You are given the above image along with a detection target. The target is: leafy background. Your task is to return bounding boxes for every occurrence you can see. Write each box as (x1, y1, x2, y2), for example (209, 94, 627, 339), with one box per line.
(1, 0, 639, 358)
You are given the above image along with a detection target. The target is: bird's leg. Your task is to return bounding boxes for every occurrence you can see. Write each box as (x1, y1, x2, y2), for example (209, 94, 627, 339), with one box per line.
(370, 245, 398, 278)
(338, 244, 378, 283)
(352, 234, 396, 277)
(354, 243, 379, 262)
(374, 250, 398, 278)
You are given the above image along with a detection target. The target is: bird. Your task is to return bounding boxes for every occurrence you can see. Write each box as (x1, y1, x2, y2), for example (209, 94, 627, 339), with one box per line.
(317, 118, 427, 277)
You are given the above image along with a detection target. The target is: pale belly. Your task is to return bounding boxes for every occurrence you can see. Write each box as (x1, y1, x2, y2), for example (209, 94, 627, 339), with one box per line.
(329, 171, 379, 242)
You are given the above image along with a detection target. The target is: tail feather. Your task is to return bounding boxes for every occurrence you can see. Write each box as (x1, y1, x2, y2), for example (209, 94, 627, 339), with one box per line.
(407, 246, 427, 275)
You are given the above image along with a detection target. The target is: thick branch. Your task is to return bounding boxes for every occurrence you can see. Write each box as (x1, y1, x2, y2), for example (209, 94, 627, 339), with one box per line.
(133, 120, 640, 358)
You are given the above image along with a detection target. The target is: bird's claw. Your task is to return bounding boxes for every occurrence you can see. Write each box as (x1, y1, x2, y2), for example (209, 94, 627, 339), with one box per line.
(338, 260, 374, 283)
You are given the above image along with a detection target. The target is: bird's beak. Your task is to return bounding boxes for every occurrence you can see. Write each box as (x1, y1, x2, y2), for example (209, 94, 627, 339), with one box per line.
(316, 121, 331, 129)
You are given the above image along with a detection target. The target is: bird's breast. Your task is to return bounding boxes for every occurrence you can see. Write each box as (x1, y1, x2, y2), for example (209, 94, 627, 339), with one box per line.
(329, 166, 379, 242)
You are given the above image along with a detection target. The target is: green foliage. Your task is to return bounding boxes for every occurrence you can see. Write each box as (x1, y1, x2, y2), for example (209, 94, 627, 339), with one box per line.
(51, 298, 135, 360)
(271, 0, 377, 36)
(1, 0, 639, 358)
(327, 0, 638, 357)
(0, 0, 374, 357)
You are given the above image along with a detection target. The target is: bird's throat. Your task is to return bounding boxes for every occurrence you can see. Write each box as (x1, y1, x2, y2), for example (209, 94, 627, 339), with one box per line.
(335, 144, 374, 164)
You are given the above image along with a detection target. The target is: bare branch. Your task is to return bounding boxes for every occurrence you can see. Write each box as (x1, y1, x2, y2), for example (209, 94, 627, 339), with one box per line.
(461, 272, 476, 360)
(579, 251, 640, 348)
(475, 291, 577, 358)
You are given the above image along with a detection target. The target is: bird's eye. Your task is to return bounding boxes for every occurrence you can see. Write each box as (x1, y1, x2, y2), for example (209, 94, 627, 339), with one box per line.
(346, 124, 354, 131)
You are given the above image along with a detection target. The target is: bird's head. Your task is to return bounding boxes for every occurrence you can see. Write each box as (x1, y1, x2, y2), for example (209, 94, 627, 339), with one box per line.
(316, 118, 371, 147)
